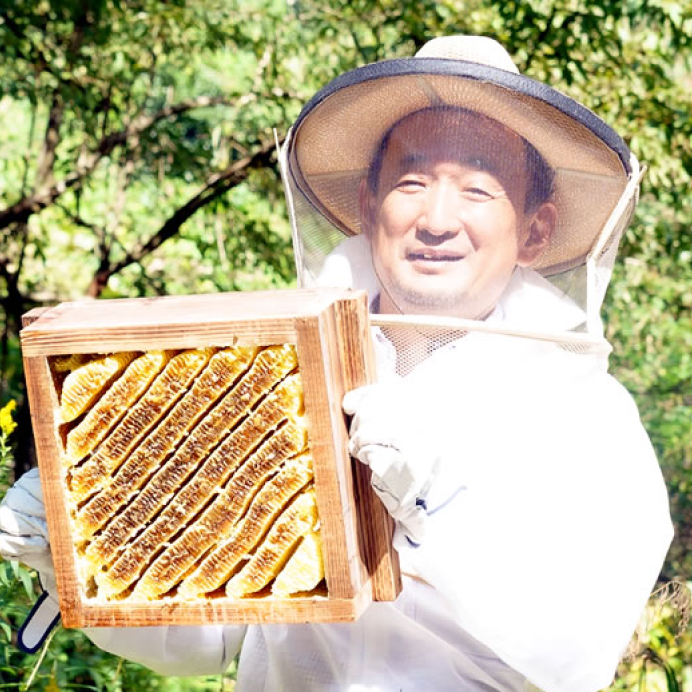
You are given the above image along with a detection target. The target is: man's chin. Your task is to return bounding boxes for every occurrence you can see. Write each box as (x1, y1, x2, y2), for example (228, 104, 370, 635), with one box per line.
(387, 286, 473, 317)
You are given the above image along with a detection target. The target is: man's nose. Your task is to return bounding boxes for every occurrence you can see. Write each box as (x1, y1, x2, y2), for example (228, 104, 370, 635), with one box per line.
(419, 182, 463, 238)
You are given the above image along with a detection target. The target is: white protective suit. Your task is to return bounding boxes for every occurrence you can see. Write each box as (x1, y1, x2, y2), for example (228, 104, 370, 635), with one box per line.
(78, 237, 673, 692)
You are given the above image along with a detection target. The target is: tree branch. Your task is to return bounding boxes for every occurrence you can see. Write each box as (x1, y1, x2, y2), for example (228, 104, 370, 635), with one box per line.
(34, 90, 65, 187)
(56, 203, 98, 231)
(0, 253, 25, 333)
(0, 95, 246, 231)
(109, 136, 279, 275)
(20, 101, 37, 196)
(523, 4, 558, 73)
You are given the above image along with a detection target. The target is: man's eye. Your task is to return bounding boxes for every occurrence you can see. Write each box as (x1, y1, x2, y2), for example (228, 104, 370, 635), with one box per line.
(463, 186, 494, 201)
(395, 178, 426, 191)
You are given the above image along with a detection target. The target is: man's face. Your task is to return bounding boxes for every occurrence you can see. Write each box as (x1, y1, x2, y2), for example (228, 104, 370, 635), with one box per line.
(362, 109, 551, 319)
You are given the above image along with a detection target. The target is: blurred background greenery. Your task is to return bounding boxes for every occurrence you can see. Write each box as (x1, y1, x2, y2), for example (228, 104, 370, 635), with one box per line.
(0, 0, 690, 689)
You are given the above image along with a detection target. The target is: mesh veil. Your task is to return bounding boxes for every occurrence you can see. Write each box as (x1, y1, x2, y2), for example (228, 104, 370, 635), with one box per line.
(280, 60, 641, 376)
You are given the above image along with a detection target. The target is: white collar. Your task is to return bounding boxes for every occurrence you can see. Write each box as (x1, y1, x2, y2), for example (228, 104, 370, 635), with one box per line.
(486, 267, 588, 333)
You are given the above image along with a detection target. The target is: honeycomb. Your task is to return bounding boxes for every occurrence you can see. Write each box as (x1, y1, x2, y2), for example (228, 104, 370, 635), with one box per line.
(50, 345, 326, 603)
(272, 524, 324, 598)
(226, 487, 320, 598)
(60, 352, 136, 423)
(65, 351, 170, 463)
(178, 451, 314, 599)
(68, 349, 215, 502)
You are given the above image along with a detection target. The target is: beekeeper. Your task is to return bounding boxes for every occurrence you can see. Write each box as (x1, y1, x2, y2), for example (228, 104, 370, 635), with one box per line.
(0, 35, 673, 692)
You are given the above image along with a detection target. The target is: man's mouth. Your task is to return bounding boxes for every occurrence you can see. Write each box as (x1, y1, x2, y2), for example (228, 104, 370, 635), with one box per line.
(407, 250, 464, 262)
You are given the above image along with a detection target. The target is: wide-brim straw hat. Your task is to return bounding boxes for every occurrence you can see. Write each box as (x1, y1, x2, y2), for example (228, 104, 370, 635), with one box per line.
(284, 35, 638, 275)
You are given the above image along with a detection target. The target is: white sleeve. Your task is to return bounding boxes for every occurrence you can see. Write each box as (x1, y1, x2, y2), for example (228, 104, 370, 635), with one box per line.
(83, 624, 247, 676)
(404, 366, 673, 692)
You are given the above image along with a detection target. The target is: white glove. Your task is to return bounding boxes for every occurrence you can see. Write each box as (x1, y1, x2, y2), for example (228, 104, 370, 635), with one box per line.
(0, 467, 61, 652)
(343, 383, 441, 545)
(0, 468, 52, 573)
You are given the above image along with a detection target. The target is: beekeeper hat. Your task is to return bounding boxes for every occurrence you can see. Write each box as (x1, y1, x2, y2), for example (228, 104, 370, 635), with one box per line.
(283, 34, 639, 278)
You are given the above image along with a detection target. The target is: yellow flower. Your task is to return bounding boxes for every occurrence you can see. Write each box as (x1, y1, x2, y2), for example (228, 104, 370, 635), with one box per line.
(0, 400, 17, 436)
(44, 672, 62, 692)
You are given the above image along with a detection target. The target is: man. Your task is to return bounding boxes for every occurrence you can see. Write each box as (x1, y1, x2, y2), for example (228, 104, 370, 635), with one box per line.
(0, 35, 673, 692)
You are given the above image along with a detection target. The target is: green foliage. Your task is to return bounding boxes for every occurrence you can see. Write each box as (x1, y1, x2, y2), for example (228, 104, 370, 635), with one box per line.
(606, 582, 692, 692)
(0, 572, 238, 691)
(605, 255, 692, 580)
(0, 0, 297, 309)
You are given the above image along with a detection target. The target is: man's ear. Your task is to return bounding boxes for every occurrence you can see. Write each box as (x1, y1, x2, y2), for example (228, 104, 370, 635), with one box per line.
(517, 202, 557, 267)
(359, 179, 376, 238)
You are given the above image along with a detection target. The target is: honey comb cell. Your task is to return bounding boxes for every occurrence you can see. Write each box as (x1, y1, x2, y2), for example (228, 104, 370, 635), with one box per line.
(74, 346, 258, 541)
(178, 451, 314, 599)
(272, 526, 325, 598)
(68, 348, 215, 502)
(60, 352, 137, 423)
(225, 487, 320, 599)
(49, 344, 326, 604)
(65, 351, 170, 463)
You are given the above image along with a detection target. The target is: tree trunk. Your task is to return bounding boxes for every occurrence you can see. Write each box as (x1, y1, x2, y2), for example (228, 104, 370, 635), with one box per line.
(0, 268, 36, 480)
(86, 267, 112, 299)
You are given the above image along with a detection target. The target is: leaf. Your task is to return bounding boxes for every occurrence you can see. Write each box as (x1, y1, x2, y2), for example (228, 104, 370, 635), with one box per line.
(19, 568, 36, 600)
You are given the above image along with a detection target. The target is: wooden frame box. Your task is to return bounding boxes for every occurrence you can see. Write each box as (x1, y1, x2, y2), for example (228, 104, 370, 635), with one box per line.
(21, 288, 401, 628)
